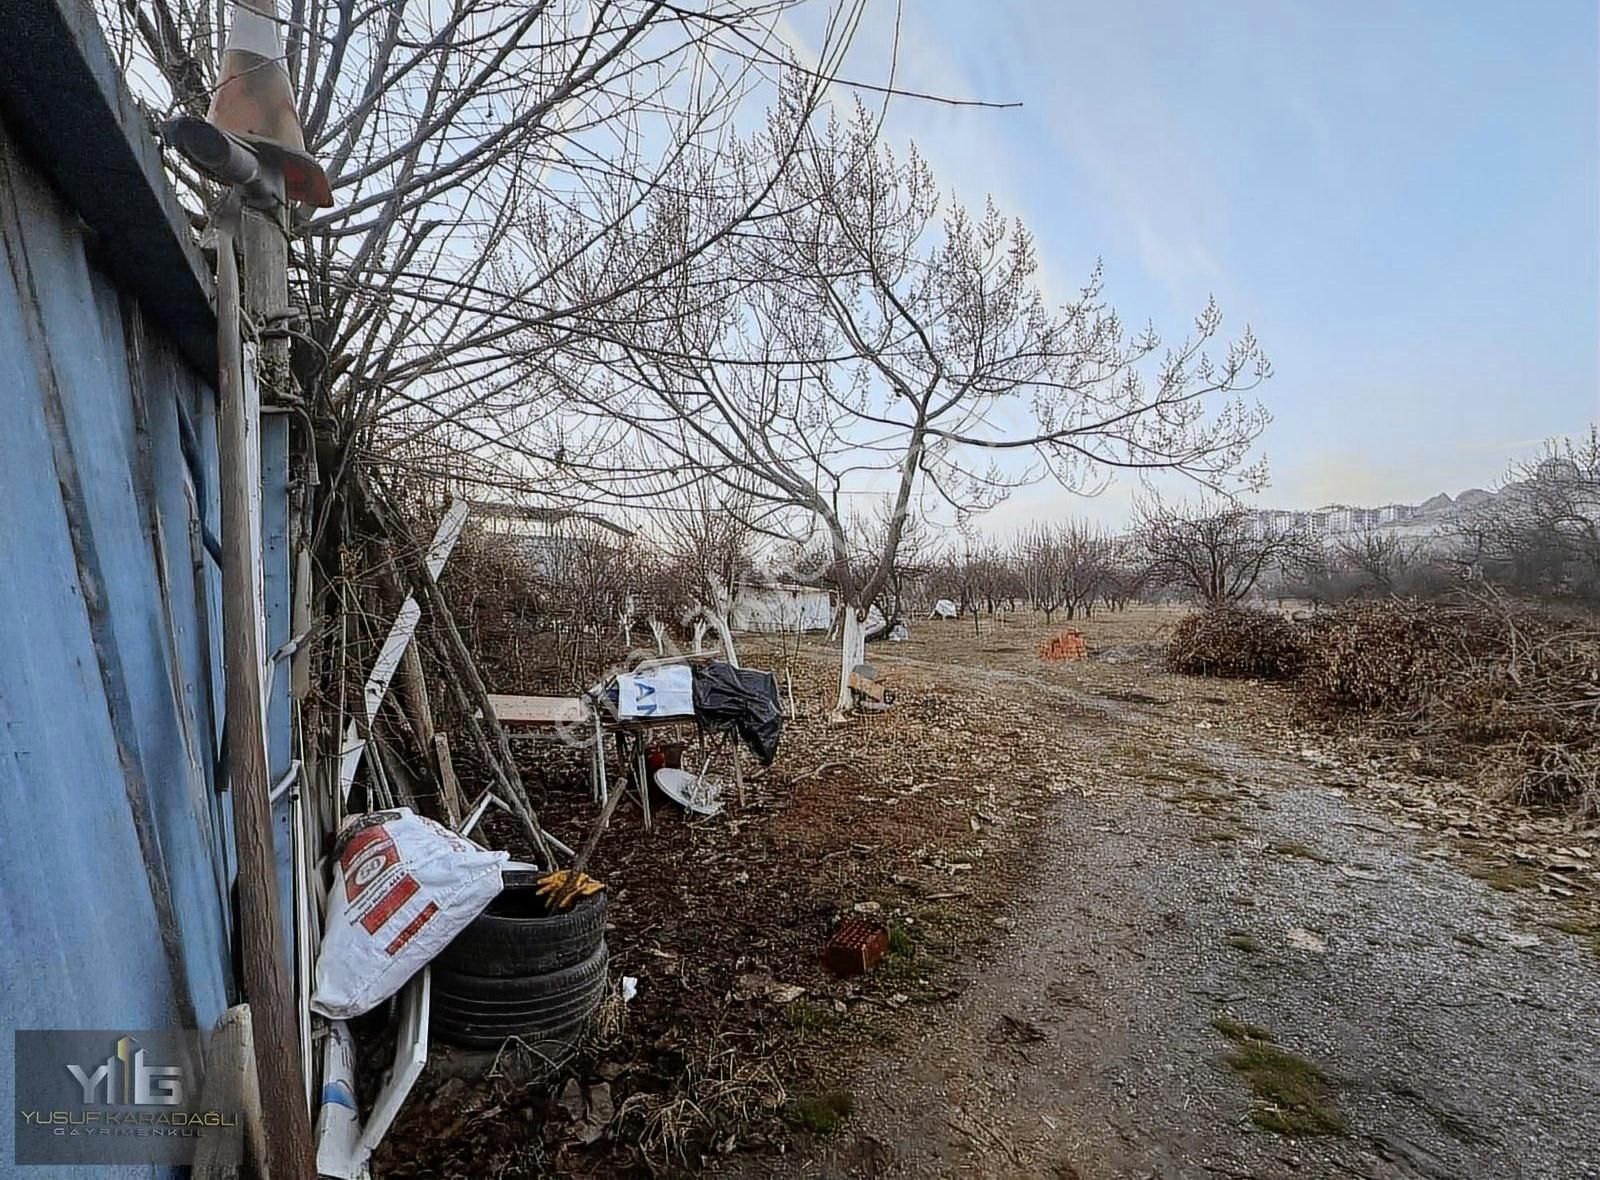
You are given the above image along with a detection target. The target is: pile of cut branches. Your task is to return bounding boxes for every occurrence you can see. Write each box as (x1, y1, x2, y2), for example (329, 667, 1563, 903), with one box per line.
(1300, 596, 1600, 814)
(1167, 596, 1600, 815)
(1166, 606, 1307, 680)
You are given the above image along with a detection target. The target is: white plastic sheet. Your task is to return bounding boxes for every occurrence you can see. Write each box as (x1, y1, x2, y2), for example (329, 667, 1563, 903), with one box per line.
(617, 664, 694, 719)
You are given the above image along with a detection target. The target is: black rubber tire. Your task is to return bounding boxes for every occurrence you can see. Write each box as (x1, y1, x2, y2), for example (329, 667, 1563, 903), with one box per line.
(433, 939, 608, 1002)
(429, 1010, 591, 1052)
(430, 942, 608, 1048)
(435, 881, 606, 978)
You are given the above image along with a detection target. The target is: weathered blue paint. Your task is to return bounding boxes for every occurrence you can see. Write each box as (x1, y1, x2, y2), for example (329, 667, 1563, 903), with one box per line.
(262, 412, 297, 953)
(0, 2, 294, 1175)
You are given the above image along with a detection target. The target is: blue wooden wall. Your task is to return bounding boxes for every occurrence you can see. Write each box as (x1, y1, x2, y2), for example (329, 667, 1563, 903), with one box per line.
(0, 4, 292, 1172)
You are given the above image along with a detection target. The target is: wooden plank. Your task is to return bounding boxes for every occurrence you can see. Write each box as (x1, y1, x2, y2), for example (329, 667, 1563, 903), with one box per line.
(433, 733, 464, 828)
(337, 499, 469, 802)
(488, 693, 592, 725)
(192, 1004, 266, 1178)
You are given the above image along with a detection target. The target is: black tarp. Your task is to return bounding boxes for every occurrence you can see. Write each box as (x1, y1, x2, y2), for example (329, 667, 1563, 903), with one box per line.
(691, 662, 784, 765)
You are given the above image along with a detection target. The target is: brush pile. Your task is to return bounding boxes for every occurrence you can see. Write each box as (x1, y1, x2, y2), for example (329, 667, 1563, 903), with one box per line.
(1166, 606, 1307, 680)
(1170, 596, 1600, 815)
(1300, 597, 1600, 814)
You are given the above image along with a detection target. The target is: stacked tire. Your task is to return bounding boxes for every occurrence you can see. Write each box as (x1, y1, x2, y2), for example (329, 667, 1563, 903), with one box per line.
(431, 869, 609, 1050)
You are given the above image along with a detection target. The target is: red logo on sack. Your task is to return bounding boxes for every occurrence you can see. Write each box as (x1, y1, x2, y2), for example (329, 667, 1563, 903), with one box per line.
(340, 824, 401, 903)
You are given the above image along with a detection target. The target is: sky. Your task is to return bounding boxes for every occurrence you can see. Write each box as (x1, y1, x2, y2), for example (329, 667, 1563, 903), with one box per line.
(795, 0, 1600, 527)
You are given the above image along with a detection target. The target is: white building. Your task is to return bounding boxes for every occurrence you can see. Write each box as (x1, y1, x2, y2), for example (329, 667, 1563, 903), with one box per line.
(729, 581, 835, 633)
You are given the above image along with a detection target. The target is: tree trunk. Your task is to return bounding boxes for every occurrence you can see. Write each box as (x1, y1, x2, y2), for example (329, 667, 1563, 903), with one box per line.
(834, 606, 866, 715)
(708, 591, 740, 666)
(709, 611, 740, 667)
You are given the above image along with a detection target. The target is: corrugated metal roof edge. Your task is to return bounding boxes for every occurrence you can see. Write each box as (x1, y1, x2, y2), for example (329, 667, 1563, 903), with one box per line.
(3, 0, 216, 380)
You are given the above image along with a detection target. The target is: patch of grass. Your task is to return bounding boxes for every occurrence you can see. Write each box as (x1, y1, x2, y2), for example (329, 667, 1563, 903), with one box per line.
(786, 1089, 854, 1136)
(1465, 861, 1539, 893)
(1195, 828, 1241, 844)
(782, 999, 841, 1035)
(887, 920, 915, 957)
(1211, 1015, 1275, 1043)
(1544, 917, 1595, 936)
(1268, 841, 1334, 865)
(1224, 932, 1262, 953)
(1211, 1017, 1345, 1137)
(1224, 1042, 1346, 1137)
(1452, 931, 1487, 949)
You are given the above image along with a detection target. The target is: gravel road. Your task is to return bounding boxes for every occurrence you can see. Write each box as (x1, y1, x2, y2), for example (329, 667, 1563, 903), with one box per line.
(741, 677, 1600, 1179)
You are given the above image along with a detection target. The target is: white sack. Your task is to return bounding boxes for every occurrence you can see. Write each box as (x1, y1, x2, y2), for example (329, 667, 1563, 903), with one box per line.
(311, 808, 506, 1019)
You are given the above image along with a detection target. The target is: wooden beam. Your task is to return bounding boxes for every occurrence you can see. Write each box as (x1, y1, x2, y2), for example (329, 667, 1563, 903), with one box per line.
(217, 193, 313, 1179)
(192, 1004, 266, 1178)
(337, 500, 468, 803)
(433, 733, 463, 828)
(486, 694, 591, 726)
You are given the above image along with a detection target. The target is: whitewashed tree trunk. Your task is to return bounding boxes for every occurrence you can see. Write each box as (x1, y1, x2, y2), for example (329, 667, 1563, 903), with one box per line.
(709, 590, 740, 667)
(692, 620, 708, 653)
(710, 613, 740, 667)
(834, 606, 865, 715)
(647, 618, 667, 656)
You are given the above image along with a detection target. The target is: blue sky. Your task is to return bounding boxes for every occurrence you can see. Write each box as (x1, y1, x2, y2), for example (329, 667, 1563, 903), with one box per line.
(803, 0, 1600, 524)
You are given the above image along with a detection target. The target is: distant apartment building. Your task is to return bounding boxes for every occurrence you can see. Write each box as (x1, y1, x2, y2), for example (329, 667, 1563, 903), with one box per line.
(1246, 502, 1418, 539)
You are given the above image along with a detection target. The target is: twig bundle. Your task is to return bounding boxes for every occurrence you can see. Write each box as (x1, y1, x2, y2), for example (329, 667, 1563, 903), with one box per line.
(1166, 606, 1307, 680)
(1170, 596, 1600, 816)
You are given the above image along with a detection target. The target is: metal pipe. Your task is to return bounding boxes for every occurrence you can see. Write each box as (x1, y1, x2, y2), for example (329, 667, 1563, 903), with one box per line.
(162, 117, 279, 205)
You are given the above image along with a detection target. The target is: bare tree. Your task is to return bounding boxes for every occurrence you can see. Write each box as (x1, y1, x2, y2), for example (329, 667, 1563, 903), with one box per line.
(1336, 527, 1419, 595)
(853, 497, 936, 621)
(1138, 496, 1313, 607)
(1016, 521, 1113, 622)
(105, 0, 861, 457)
(556, 99, 1271, 710)
(1016, 524, 1071, 623)
(1462, 427, 1600, 603)
(1099, 537, 1151, 611)
(652, 480, 755, 665)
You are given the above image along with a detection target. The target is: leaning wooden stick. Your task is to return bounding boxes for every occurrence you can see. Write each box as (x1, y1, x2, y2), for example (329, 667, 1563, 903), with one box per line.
(555, 738, 633, 908)
(371, 488, 556, 868)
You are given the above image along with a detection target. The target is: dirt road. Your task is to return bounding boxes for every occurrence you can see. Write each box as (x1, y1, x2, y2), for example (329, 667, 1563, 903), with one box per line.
(743, 650, 1600, 1179)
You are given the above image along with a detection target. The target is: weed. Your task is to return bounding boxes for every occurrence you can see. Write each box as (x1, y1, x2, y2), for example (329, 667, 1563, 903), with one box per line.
(1268, 841, 1334, 865)
(619, 1034, 789, 1170)
(1211, 1015, 1274, 1043)
(1453, 932, 1486, 949)
(888, 920, 915, 957)
(1211, 1016, 1345, 1137)
(782, 1000, 841, 1035)
(1225, 1042, 1346, 1137)
(786, 1090, 854, 1136)
(1224, 932, 1262, 953)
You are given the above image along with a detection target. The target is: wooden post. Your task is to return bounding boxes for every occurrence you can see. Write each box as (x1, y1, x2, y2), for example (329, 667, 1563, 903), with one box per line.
(399, 644, 436, 749)
(433, 733, 464, 828)
(192, 1005, 266, 1178)
(217, 190, 314, 1179)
